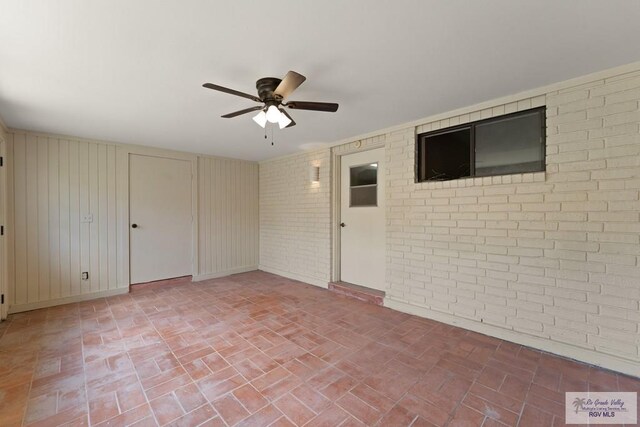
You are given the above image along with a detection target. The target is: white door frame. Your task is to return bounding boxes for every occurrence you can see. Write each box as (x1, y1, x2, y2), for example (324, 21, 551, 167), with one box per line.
(123, 149, 198, 285)
(0, 136, 7, 319)
(330, 140, 386, 284)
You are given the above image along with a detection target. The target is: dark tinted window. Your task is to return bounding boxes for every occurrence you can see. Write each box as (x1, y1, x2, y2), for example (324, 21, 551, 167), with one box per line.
(416, 107, 545, 182)
(475, 110, 544, 177)
(421, 127, 471, 181)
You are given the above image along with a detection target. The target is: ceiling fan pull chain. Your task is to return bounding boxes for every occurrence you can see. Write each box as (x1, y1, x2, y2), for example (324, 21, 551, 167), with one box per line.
(271, 124, 274, 146)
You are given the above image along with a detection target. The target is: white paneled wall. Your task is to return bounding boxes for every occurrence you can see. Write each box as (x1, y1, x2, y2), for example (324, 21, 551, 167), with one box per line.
(7, 132, 122, 310)
(3, 130, 260, 313)
(197, 156, 259, 280)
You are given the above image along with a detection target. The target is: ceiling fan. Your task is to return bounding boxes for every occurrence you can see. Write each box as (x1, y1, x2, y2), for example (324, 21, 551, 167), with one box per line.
(203, 71, 339, 129)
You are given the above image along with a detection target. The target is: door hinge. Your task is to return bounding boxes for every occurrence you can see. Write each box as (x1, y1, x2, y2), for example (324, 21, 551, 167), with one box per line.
(1, 294, 4, 305)
(0, 156, 3, 166)
(0, 225, 3, 236)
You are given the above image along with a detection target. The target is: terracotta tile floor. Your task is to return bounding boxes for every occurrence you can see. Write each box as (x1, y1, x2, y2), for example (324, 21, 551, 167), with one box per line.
(0, 271, 638, 427)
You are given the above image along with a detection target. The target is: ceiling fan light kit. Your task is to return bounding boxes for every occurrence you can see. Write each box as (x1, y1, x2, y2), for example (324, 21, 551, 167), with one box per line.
(277, 110, 292, 129)
(203, 71, 339, 130)
(265, 105, 282, 123)
(251, 107, 292, 130)
(252, 110, 267, 128)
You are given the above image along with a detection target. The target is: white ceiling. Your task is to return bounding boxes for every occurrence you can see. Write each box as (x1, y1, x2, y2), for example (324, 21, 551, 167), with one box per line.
(1, 1, 639, 161)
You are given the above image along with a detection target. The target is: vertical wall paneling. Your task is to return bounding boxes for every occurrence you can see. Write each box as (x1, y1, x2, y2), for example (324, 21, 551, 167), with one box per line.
(107, 145, 117, 289)
(26, 135, 39, 303)
(13, 133, 26, 305)
(97, 145, 106, 289)
(196, 156, 259, 280)
(69, 140, 81, 298)
(5, 130, 259, 311)
(48, 138, 60, 300)
(89, 143, 99, 292)
(8, 133, 125, 311)
(37, 137, 49, 302)
(203, 155, 210, 273)
(115, 146, 129, 289)
(78, 142, 90, 294)
(98, 144, 108, 291)
(58, 140, 71, 298)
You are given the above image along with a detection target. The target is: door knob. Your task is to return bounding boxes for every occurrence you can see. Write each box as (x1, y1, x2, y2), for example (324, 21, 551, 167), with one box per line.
(340, 222, 346, 227)
(131, 224, 138, 229)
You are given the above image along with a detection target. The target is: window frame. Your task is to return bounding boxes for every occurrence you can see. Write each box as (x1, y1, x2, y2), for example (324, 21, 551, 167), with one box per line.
(415, 106, 546, 183)
(349, 162, 379, 207)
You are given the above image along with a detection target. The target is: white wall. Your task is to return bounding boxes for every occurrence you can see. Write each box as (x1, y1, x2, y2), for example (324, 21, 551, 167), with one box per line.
(258, 63, 640, 377)
(259, 150, 331, 287)
(4, 130, 259, 313)
(197, 156, 259, 280)
(5, 132, 124, 312)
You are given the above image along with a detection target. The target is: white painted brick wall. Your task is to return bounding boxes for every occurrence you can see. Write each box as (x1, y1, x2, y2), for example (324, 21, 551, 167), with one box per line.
(387, 71, 640, 366)
(259, 149, 331, 285)
(259, 65, 640, 373)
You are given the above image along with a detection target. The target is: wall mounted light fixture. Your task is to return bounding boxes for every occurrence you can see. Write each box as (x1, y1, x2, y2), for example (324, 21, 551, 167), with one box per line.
(310, 165, 320, 183)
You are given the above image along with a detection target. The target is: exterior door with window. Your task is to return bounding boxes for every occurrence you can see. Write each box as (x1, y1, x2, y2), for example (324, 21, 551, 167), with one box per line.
(340, 148, 385, 291)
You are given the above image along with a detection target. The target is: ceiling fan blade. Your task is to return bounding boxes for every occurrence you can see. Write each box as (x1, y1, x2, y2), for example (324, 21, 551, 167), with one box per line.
(286, 101, 339, 112)
(273, 71, 306, 100)
(221, 106, 264, 118)
(203, 83, 261, 103)
(281, 109, 296, 128)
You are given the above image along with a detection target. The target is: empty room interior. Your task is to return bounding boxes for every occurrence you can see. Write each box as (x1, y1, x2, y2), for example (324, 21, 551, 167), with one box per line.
(1, 1, 640, 426)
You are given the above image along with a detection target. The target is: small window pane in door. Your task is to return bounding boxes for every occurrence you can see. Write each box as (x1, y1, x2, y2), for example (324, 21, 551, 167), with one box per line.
(350, 163, 378, 207)
(350, 163, 378, 186)
(350, 186, 377, 207)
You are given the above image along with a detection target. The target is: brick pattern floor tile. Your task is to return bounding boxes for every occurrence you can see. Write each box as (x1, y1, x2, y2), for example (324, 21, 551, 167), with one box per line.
(0, 270, 638, 426)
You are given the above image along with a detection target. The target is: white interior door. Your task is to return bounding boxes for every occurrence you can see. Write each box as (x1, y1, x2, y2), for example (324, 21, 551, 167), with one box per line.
(0, 138, 7, 319)
(340, 148, 385, 291)
(129, 154, 193, 284)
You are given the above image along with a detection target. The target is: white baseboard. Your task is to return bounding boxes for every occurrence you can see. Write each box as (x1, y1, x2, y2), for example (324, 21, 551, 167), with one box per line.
(384, 298, 640, 379)
(192, 265, 258, 282)
(258, 265, 328, 289)
(9, 287, 130, 314)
